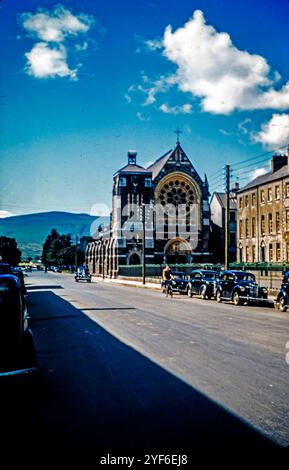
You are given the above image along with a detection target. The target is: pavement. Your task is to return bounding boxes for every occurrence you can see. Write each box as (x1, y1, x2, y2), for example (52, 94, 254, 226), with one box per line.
(1, 271, 288, 454)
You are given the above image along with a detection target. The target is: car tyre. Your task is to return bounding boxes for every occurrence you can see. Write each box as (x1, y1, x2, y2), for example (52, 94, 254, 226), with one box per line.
(233, 291, 242, 306)
(216, 290, 222, 303)
(187, 286, 193, 298)
(279, 295, 287, 312)
(200, 285, 207, 300)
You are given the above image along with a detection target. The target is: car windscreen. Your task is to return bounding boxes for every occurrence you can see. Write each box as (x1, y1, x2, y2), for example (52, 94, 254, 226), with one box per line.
(172, 272, 186, 279)
(235, 273, 255, 282)
(203, 272, 217, 279)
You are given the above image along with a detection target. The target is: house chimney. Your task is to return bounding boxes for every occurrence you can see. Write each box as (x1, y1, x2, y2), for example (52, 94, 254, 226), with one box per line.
(271, 154, 287, 173)
(128, 150, 137, 165)
(231, 181, 239, 192)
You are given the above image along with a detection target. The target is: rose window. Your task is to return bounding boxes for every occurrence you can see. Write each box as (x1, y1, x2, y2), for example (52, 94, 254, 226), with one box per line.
(158, 179, 196, 206)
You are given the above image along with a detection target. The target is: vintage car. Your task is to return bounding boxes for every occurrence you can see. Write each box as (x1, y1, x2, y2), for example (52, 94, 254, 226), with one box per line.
(275, 271, 289, 312)
(187, 270, 219, 299)
(75, 266, 92, 282)
(161, 271, 189, 294)
(0, 274, 36, 376)
(215, 270, 268, 306)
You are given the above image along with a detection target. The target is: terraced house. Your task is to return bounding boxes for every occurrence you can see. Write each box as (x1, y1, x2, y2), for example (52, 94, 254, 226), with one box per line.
(237, 153, 289, 263)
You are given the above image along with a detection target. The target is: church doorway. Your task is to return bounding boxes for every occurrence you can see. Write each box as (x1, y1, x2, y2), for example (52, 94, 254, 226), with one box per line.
(164, 238, 192, 265)
(129, 252, 141, 265)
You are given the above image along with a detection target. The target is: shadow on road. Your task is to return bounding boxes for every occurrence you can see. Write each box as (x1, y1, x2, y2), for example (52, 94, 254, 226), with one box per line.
(0, 289, 279, 452)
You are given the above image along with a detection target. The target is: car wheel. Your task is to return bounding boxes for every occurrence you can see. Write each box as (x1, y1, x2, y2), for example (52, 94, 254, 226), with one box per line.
(187, 286, 193, 298)
(279, 295, 287, 312)
(216, 290, 222, 303)
(233, 291, 242, 306)
(200, 285, 207, 300)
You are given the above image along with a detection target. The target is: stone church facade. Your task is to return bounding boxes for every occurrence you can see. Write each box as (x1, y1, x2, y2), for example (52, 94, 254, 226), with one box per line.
(87, 141, 211, 277)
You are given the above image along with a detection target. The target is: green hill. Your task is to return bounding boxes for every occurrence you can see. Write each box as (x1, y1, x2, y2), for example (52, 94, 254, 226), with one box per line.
(0, 211, 108, 259)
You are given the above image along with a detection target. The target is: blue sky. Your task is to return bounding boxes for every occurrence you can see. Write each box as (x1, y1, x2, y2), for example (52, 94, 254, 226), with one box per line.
(1, 0, 289, 217)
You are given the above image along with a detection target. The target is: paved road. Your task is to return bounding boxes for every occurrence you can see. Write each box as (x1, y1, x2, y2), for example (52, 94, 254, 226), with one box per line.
(2, 271, 288, 451)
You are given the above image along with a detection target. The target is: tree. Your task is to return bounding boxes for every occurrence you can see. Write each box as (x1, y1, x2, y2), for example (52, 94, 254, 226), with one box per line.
(42, 228, 60, 267)
(0, 236, 21, 266)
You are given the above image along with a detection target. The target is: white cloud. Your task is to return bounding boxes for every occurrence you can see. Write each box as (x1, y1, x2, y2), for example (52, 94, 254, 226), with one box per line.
(25, 42, 77, 79)
(219, 128, 232, 136)
(90, 203, 110, 217)
(159, 103, 192, 114)
(21, 5, 94, 80)
(145, 38, 163, 51)
(136, 112, 150, 122)
(250, 167, 268, 180)
(238, 118, 252, 135)
(253, 114, 289, 149)
(0, 210, 15, 219)
(21, 5, 93, 43)
(143, 10, 289, 114)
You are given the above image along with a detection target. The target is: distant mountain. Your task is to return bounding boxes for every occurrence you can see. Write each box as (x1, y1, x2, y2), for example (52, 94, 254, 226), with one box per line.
(0, 211, 110, 259)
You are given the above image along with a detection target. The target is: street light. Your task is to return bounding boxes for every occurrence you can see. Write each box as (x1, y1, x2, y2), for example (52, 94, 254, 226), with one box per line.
(141, 203, 146, 285)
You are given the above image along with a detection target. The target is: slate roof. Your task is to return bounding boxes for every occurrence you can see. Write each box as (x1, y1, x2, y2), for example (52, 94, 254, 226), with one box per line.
(114, 163, 151, 175)
(146, 149, 174, 180)
(238, 164, 289, 193)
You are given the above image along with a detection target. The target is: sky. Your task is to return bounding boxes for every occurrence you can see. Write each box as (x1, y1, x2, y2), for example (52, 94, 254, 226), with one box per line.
(1, 0, 289, 217)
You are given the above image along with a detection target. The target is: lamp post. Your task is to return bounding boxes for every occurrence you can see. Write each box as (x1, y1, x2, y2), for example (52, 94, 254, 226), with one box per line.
(142, 203, 146, 285)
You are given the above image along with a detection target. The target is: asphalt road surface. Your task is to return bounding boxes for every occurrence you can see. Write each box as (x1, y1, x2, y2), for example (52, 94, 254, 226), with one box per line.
(1, 271, 289, 453)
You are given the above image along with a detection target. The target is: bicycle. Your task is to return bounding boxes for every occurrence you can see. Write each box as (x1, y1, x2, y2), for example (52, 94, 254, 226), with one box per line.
(165, 279, 173, 298)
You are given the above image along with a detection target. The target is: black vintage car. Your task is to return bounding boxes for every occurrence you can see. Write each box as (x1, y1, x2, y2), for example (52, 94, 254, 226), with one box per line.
(187, 270, 218, 299)
(215, 270, 268, 306)
(0, 274, 36, 376)
(161, 271, 189, 294)
(75, 266, 92, 282)
(275, 271, 289, 312)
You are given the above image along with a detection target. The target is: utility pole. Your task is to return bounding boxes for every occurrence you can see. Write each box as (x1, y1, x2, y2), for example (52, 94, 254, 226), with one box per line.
(75, 234, 78, 270)
(225, 164, 230, 270)
(142, 203, 146, 285)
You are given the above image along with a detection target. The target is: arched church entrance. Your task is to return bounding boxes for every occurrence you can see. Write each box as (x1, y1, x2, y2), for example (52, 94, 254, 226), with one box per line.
(129, 252, 141, 265)
(164, 238, 192, 264)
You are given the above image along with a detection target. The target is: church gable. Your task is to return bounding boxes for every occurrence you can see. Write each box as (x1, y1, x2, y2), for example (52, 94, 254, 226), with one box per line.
(152, 143, 204, 189)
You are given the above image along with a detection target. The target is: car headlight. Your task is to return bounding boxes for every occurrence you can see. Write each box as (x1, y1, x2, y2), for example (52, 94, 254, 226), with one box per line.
(240, 287, 246, 292)
(262, 288, 267, 293)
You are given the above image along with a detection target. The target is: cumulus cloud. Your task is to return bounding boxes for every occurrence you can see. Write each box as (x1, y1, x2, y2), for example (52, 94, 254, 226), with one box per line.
(142, 10, 289, 114)
(250, 167, 268, 180)
(253, 114, 289, 149)
(21, 5, 94, 80)
(21, 5, 93, 43)
(25, 42, 77, 79)
(0, 210, 15, 219)
(159, 103, 192, 114)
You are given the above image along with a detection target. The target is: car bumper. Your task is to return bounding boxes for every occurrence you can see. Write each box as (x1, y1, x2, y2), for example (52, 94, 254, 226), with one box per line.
(239, 295, 270, 303)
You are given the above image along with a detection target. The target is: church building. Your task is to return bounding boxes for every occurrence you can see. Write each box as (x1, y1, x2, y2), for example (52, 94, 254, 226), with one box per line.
(87, 137, 211, 277)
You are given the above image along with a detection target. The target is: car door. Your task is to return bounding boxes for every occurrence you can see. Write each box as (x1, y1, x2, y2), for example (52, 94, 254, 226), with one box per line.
(224, 272, 235, 298)
(192, 271, 202, 294)
(221, 272, 231, 298)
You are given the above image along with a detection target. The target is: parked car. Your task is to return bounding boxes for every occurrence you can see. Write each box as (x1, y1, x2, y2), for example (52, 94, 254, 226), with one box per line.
(75, 267, 91, 283)
(51, 266, 62, 273)
(215, 270, 268, 306)
(161, 271, 189, 294)
(187, 270, 218, 299)
(275, 271, 289, 312)
(0, 274, 36, 375)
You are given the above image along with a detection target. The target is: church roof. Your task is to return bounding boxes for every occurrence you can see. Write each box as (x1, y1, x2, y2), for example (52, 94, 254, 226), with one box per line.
(114, 163, 151, 175)
(146, 148, 175, 179)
